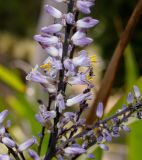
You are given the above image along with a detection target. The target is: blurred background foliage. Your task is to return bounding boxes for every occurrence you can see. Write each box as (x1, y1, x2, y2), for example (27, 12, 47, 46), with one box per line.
(0, 0, 142, 159)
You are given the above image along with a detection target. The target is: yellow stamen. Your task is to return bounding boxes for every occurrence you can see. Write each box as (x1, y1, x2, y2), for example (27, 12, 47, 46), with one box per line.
(90, 55, 97, 67)
(40, 62, 52, 72)
(86, 73, 93, 82)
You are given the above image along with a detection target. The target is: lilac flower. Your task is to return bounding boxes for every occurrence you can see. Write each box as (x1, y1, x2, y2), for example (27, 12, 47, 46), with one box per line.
(133, 85, 141, 100)
(34, 35, 59, 46)
(121, 125, 131, 132)
(64, 13, 75, 25)
(40, 56, 62, 78)
(26, 65, 48, 84)
(0, 110, 8, 124)
(71, 30, 93, 47)
(18, 136, 38, 152)
(99, 144, 109, 151)
(72, 50, 90, 67)
(96, 102, 104, 118)
(0, 125, 5, 135)
(76, 0, 94, 14)
(64, 58, 75, 73)
(67, 69, 94, 86)
(41, 24, 63, 34)
(0, 154, 10, 160)
(2, 137, 16, 148)
(64, 146, 86, 155)
(28, 149, 40, 160)
(87, 153, 95, 159)
(127, 92, 133, 104)
(76, 17, 99, 29)
(56, 93, 65, 113)
(66, 92, 92, 107)
(44, 5, 62, 18)
(36, 105, 56, 127)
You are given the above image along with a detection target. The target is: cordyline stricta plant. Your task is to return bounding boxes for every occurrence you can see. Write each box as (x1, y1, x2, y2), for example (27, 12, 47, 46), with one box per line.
(0, 0, 142, 160)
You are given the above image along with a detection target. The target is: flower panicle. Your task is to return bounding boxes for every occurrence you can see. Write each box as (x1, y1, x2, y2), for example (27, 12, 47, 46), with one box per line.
(1, 0, 142, 160)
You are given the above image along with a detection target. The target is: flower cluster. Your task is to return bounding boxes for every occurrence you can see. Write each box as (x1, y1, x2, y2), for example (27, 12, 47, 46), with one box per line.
(1, 0, 142, 160)
(0, 110, 38, 160)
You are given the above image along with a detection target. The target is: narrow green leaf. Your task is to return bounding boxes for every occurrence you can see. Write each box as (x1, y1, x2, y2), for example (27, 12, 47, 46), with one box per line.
(6, 93, 40, 134)
(0, 65, 25, 92)
(124, 44, 139, 91)
(127, 120, 142, 160)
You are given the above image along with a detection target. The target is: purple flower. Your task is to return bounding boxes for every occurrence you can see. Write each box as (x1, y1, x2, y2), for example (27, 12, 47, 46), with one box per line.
(26, 65, 48, 84)
(121, 125, 131, 132)
(87, 153, 95, 159)
(127, 92, 133, 104)
(18, 136, 38, 152)
(40, 56, 62, 78)
(133, 85, 141, 100)
(44, 5, 62, 18)
(64, 146, 86, 155)
(71, 30, 93, 47)
(64, 13, 75, 25)
(0, 110, 8, 124)
(41, 24, 63, 34)
(76, 17, 99, 29)
(34, 35, 59, 46)
(64, 58, 75, 73)
(0, 125, 5, 135)
(66, 92, 92, 107)
(56, 93, 65, 113)
(0, 154, 10, 160)
(96, 102, 104, 118)
(35, 105, 56, 127)
(76, 1, 94, 14)
(72, 50, 90, 67)
(28, 149, 40, 160)
(99, 144, 109, 151)
(2, 137, 16, 148)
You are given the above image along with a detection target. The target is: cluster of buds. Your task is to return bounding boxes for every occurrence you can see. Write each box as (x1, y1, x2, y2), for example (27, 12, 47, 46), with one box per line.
(0, 0, 142, 160)
(0, 110, 38, 160)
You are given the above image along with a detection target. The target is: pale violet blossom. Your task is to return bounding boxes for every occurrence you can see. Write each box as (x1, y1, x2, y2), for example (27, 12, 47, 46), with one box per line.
(64, 146, 86, 155)
(44, 5, 62, 18)
(41, 24, 63, 34)
(18, 136, 38, 152)
(56, 93, 65, 113)
(0, 110, 8, 124)
(2, 137, 16, 148)
(71, 30, 93, 47)
(76, 17, 99, 29)
(28, 149, 40, 160)
(66, 92, 92, 107)
(76, 0, 94, 14)
(96, 102, 104, 118)
(34, 35, 59, 46)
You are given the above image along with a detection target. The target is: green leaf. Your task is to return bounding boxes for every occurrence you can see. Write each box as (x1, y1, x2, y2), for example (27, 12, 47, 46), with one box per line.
(0, 64, 25, 92)
(6, 93, 40, 134)
(124, 44, 139, 91)
(127, 120, 142, 160)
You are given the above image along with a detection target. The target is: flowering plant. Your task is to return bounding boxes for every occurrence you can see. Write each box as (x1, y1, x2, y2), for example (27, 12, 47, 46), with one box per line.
(0, 0, 142, 160)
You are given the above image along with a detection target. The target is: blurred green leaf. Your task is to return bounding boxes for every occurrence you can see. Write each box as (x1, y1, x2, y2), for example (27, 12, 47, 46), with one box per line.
(124, 44, 139, 91)
(0, 64, 25, 92)
(127, 120, 142, 160)
(6, 93, 40, 134)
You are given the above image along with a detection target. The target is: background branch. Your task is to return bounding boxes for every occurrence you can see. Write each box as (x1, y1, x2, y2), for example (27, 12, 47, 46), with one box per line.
(87, 0, 142, 124)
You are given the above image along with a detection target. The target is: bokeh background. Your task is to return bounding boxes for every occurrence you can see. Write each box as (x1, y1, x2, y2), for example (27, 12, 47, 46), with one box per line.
(0, 0, 142, 159)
